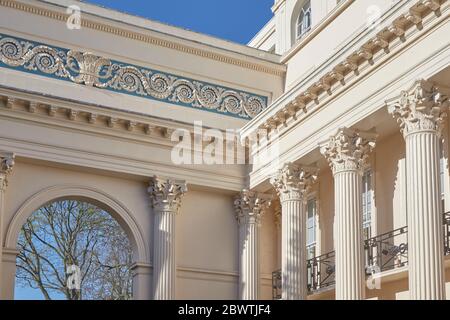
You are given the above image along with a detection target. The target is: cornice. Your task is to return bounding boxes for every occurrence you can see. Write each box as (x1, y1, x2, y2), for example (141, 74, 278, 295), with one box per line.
(241, 0, 447, 140)
(0, 0, 286, 76)
(0, 89, 245, 156)
(271, 0, 286, 14)
(0, 94, 185, 144)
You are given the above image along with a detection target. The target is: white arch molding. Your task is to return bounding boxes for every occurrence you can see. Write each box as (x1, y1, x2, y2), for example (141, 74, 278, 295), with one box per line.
(4, 184, 149, 263)
(290, 0, 311, 46)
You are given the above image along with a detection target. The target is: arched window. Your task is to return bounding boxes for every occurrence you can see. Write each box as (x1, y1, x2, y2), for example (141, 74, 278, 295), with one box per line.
(296, 0, 312, 40)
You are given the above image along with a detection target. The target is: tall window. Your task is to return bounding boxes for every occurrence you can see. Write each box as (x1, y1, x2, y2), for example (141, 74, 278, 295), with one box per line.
(296, 1, 312, 40)
(362, 170, 373, 240)
(306, 198, 317, 259)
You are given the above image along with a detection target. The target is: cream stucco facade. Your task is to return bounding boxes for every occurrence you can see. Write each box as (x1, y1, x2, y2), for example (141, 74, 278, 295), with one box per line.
(0, 0, 449, 300)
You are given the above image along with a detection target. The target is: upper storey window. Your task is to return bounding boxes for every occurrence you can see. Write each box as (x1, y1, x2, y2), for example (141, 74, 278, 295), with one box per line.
(296, 0, 312, 40)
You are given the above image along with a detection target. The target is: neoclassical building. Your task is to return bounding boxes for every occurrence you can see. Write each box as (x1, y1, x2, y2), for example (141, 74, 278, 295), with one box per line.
(0, 0, 449, 300)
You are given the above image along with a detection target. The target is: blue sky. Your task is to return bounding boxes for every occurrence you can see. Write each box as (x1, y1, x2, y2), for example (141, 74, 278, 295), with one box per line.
(85, 0, 274, 44)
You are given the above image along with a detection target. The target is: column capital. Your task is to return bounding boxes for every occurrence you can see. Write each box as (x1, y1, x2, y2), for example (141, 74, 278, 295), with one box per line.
(387, 79, 449, 137)
(234, 190, 271, 225)
(148, 176, 187, 213)
(270, 163, 318, 202)
(0, 152, 15, 191)
(320, 128, 376, 175)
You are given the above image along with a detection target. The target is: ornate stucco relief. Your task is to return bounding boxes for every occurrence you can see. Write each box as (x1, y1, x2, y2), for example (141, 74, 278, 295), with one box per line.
(0, 34, 268, 119)
(0, 0, 285, 76)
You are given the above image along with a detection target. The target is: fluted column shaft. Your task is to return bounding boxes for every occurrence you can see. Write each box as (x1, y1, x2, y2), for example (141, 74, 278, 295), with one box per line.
(281, 194, 307, 299)
(235, 190, 271, 300)
(148, 177, 187, 300)
(388, 80, 448, 300)
(321, 128, 376, 300)
(239, 217, 260, 300)
(0, 152, 14, 292)
(153, 208, 176, 300)
(334, 169, 365, 299)
(274, 205, 282, 269)
(406, 131, 445, 299)
(271, 163, 317, 300)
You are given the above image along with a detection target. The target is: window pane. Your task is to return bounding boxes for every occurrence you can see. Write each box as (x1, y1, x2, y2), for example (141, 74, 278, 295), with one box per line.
(306, 199, 316, 248)
(297, 1, 312, 39)
(362, 170, 372, 239)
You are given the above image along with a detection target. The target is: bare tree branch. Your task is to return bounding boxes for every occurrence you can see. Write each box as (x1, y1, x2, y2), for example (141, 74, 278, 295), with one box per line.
(16, 200, 133, 300)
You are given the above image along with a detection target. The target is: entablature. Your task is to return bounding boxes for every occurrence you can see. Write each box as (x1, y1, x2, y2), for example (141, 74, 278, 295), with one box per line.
(241, 0, 446, 141)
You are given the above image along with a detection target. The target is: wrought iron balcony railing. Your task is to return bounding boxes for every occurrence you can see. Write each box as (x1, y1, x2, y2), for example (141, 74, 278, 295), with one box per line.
(444, 212, 450, 256)
(307, 251, 335, 292)
(364, 226, 408, 273)
(272, 211, 450, 299)
(272, 269, 282, 300)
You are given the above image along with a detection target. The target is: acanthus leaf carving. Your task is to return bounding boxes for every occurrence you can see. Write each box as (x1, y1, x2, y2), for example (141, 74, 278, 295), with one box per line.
(387, 80, 449, 137)
(148, 176, 187, 213)
(270, 163, 318, 202)
(0, 152, 15, 191)
(234, 190, 272, 225)
(320, 128, 376, 175)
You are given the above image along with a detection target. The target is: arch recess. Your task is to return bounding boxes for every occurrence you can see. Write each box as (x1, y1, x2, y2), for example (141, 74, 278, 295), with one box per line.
(5, 185, 149, 263)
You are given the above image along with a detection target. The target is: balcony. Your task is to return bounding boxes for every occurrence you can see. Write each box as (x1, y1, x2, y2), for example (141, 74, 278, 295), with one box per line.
(272, 212, 450, 300)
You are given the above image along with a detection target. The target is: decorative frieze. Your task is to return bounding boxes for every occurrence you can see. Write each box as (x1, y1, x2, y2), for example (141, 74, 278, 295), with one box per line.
(233, 190, 271, 225)
(0, 34, 268, 119)
(320, 128, 377, 174)
(148, 177, 187, 213)
(0, 152, 14, 190)
(387, 80, 449, 137)
(0, 0, 285, 77)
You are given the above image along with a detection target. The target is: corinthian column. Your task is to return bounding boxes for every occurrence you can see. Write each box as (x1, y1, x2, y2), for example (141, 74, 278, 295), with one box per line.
(270, 163, 317, 300)
(0, 152, 14, 291)
(148, 177, 187, 300)
(234, 190, 271, 300)
(321, 128, 376, 300)
(388, 80, 449, 300)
